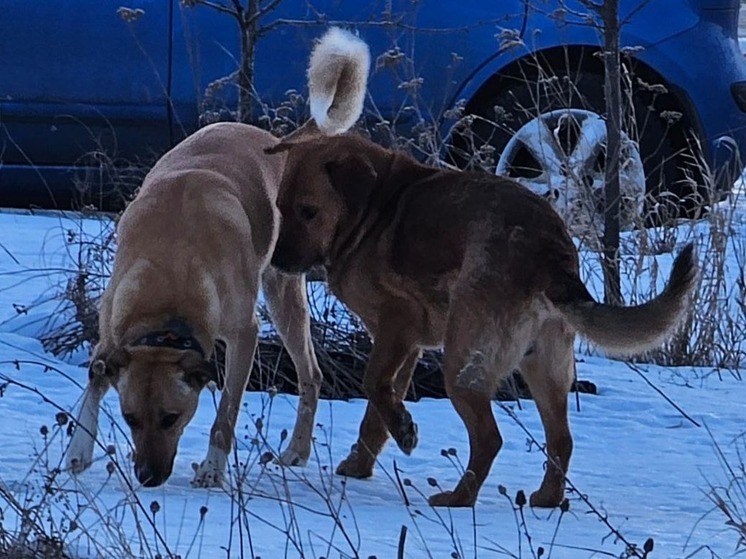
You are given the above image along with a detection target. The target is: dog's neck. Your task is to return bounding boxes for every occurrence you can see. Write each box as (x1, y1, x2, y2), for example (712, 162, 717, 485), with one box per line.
(327, 144, 440, 275)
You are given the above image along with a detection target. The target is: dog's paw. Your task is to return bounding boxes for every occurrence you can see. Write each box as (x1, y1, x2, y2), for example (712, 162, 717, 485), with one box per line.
(335, 443, 374, 478)
(428, 470, 478, 507)
(66, 429, 94, 475)
(428, 489, 476, 508)
(191, 461, 224, 488)
(277, 447, 309, 468)
(392, 410, 418, 455)
(190, 446, 227, 488)
(529, 487, 564, 508)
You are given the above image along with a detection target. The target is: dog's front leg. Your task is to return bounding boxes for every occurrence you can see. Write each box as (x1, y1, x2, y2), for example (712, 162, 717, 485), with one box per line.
(341, 325, 420, 475)
(337, 346, 420, 478)
(192, 319, 258, 488)
(263, 268, 323, 467)
(67, 361, 110, 474)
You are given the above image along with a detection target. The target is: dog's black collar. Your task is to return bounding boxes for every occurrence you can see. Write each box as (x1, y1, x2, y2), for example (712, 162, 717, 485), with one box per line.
(131, 318, 205, 358)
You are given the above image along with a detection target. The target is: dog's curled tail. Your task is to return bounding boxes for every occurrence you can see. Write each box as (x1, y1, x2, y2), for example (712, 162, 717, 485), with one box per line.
(559, 243, 698, 357)
(308, 27, 370, 135)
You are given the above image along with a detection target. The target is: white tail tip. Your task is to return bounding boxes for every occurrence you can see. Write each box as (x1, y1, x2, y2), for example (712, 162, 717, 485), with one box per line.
(308, 27, 370, 135)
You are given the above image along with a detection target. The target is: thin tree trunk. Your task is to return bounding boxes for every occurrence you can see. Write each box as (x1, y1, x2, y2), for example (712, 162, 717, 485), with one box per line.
(601, 0, 622, 305)
(238, 17, 257, 123)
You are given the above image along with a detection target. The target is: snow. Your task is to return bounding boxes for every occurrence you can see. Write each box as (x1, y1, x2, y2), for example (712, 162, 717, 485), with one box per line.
(0, 203, 745, 558)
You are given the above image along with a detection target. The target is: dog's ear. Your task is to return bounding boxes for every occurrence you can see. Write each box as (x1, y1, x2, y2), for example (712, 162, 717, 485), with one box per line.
(89, 347, 130, 384)
(325, 152, 378, 211)
(179, 351, 215, 390)
(265, 119, 322, 155)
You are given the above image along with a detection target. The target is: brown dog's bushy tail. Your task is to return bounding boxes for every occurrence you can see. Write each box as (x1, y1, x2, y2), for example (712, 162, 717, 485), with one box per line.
(558, 243, 698, 357)
(308, 27, 370, 135)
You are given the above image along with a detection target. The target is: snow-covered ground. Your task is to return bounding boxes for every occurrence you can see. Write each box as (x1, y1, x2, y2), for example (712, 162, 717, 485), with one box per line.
(0, 205, 744, 558)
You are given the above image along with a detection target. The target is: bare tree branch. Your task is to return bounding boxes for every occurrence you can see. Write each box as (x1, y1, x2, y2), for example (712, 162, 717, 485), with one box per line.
(620, 0, 653, 27)
(248, 0, 286, 25)
(576, 0, 605, 13)
(229, 0, 245, 18)
(194, 0, 241, 19)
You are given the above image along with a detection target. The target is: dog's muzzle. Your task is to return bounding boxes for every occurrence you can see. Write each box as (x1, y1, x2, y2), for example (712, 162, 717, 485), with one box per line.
(270, 249, 308, 274)
(135, 460, 172, 487)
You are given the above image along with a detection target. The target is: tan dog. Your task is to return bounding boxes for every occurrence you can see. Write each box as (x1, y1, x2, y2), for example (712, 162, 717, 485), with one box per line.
(65, 27, 371, 487)
(267, 80, 697, 506)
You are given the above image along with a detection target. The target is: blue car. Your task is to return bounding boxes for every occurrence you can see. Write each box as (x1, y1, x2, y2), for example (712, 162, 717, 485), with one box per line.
(1, 0, 745, 213)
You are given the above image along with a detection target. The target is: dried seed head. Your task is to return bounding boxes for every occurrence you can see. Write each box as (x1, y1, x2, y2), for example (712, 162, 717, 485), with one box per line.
(515, 490, 527, 507)
(116, 6, 145, 23)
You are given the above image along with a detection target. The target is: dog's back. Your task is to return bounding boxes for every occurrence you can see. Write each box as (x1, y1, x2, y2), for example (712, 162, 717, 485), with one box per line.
(138, 124, 282, 232)
(120, 124, 283, 260)
(103, 124, 286, 346)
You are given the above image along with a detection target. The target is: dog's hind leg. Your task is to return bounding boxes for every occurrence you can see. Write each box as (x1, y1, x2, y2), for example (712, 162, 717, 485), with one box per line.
(336, 346, 420, 478)
(429, 289, 532, 507)
(263, 268, 323, 467)
(67, 360, 110, 474)
(192, 310, 259, 488)
(519, 317, 575, 508)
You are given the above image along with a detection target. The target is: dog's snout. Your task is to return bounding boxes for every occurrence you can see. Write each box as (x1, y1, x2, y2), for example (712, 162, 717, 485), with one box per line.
(271, 245, 302, 273)
(135, 462, 168, 487)
(270, 250, 285, 269)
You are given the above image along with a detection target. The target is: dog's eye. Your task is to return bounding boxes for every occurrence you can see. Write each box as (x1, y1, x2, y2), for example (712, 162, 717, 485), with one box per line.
(160, 413, 181, 430)
(123, 413, 141, 430)
(297, 204, 319, 221)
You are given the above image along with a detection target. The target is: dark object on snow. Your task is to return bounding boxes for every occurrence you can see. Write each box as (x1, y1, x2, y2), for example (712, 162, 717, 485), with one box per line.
(209, 339, 597, 402)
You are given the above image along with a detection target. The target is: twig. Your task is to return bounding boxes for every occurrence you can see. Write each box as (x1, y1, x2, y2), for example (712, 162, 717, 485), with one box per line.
(397, 524, 408, 559)
(625, 362, 701, 427)
(393, 460, 411, 507)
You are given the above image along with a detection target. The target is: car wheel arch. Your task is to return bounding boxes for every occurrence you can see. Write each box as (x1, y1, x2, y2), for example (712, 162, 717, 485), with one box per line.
(448, 44, 708, 220)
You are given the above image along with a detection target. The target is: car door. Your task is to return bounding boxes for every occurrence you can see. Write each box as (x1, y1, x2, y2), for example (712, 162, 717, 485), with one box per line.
(170, 1, 527, 137)
(0, 1, 171, 172)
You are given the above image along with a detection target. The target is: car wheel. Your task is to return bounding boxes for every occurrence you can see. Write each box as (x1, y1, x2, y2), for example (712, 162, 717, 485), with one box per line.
(456, 63, 701, 236)
(495, 107, 645, 247)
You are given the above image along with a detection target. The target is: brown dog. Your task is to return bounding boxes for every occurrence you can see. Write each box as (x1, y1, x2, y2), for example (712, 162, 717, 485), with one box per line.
(267, 130, 697, 507)
(65, 27, 371, 487)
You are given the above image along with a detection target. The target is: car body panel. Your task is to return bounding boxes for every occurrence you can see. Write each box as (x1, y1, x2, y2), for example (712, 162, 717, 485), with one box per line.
(0, 0, 172, 170)
(170, 1, 527, 134)
(1, 0, 745, 206)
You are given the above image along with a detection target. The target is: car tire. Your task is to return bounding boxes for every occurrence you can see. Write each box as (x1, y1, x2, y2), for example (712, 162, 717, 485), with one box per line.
(455, 64, 705, 230)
